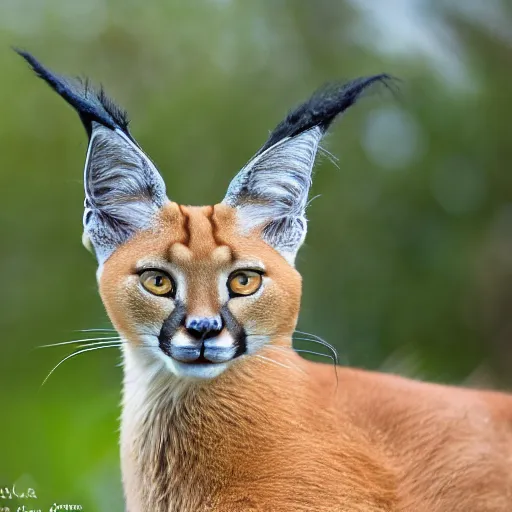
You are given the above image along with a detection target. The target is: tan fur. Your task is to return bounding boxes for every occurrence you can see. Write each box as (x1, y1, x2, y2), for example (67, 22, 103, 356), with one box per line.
(99, 203, 512, 511)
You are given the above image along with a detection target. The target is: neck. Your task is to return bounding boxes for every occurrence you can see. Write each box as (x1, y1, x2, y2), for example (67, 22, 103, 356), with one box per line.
(120, 342, 397, 512)
(120, 340, 306, 511)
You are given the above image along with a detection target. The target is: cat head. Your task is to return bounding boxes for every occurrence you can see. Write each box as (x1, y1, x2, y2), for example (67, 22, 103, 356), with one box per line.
(19, 50, 391, 380)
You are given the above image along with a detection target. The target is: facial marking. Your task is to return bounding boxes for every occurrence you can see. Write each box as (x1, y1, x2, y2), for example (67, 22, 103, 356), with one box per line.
(220, 304, 247, 358)
(140, 207, 241, 375)
(183, 205, 220, 258)
(158, 302, 187, 353)
(168, 243, 193, 264)
(211, 245, 232, 265)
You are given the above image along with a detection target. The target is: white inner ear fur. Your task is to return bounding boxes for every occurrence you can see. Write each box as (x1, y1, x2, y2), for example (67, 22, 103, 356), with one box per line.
(224, 127, 323, 264)
(82, 124, 168, 266)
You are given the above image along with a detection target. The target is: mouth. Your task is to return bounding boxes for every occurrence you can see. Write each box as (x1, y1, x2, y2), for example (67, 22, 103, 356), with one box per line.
(182, 354, 225, 364)
(159, 330, 245, 379)
(156, 305, 247, 379)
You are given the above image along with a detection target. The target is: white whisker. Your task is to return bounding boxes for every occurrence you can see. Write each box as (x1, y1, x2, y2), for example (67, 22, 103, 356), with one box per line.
(293, 330, 339, 365)
(76, 340, 123, 349)
(269, 344, 332, 361)
(75, 328, 116, 333)
(255, 355, 292, 371)
(294, 330, 337, 350)
(38, 336, 121, 349)
(41, 344, 121, 387)
(291, 333, 339, 385)
(293, 336, 338, 358)
(264, 346, 308, 375)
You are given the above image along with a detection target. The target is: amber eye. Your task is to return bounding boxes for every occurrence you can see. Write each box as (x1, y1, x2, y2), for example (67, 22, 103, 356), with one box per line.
(228, 270, 263, 297)
(139, 270, 174, 297)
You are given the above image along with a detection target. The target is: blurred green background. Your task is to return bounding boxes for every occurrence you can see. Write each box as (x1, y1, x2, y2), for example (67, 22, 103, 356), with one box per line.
(1, 0, 512, 510)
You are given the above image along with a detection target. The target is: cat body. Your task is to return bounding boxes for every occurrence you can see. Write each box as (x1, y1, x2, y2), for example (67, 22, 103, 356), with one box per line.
(18, 52, 512, 511)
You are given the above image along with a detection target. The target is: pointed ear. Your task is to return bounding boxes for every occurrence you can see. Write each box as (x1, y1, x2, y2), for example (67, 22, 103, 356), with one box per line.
(223, 76, 394, 264)
(82, 123, 167, 262)
(17, 50, 168, 264)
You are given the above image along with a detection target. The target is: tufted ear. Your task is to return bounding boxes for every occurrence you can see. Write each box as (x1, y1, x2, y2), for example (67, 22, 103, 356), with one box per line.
(223, 76, 393, 264)
(17, 50, 168, 264)
(81, 123, 167, 263)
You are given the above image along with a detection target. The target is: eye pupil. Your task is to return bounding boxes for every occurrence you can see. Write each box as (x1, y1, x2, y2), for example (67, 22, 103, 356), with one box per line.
(155, 276, 163, 287)
(238, 275, 249, 286)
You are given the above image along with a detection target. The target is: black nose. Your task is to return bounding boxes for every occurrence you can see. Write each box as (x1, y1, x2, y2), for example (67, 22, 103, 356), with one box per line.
(185, 317, 223, 340)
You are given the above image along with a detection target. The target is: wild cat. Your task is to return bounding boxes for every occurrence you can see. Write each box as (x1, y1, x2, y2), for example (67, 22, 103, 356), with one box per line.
(18, 50, 512, 512)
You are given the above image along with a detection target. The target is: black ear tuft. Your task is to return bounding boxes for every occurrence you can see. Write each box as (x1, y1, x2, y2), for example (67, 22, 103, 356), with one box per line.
(224, 74, 397, 264)
(17, 49, 169, 264)
(258, 74, 396, 155)
(15, 49, 131, 140)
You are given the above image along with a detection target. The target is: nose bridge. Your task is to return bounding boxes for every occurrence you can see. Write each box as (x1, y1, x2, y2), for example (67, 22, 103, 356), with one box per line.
(183, 267, 224, 342)
(173, 205, 233, 320)
(185, 264, 220, 318)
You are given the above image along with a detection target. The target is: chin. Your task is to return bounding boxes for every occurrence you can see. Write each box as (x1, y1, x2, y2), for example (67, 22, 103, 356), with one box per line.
(165, 359, 232, 380)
